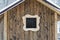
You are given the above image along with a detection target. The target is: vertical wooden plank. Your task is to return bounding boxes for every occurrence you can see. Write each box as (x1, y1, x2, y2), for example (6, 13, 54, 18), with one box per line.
(0, 15, 4, 40)
(49, 9, 52, 40)
(54, 13, 57, 40)
(51, 11, 56, 40)
(4, 11, 8, 40)
(18, 3, 25, 40)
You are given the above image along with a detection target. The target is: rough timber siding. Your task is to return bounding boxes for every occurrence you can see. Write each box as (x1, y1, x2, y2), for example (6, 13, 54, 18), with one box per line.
(7, 0, 55, 40)
(57, 15, 60, 21)
(0, 15, 4, 40)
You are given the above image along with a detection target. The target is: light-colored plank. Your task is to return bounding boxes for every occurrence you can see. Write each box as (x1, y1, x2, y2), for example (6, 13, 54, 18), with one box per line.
(4, 11, 8, 40)
(54, 13, 57, 40)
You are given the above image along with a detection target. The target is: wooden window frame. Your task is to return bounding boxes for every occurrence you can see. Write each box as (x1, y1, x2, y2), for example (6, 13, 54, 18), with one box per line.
(22, 14, 40, 31)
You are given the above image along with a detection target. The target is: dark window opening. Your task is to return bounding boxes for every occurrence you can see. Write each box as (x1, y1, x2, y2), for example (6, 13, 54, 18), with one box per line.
(26, 18, 36, 28)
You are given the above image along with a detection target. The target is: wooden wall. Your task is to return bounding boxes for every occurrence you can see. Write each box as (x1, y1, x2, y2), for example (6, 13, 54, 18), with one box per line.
(57, 15, 60, 21)
(6, 0, 56, 40)
(0, 15, 4, 40)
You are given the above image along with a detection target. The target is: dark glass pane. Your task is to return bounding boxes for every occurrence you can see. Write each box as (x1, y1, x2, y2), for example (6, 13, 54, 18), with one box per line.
(26, 18, 36, 28)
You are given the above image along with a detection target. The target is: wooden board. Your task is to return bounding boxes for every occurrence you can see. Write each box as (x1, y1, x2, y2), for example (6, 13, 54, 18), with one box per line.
(6, 0, 56, 40)
(0, 15, 4, 40)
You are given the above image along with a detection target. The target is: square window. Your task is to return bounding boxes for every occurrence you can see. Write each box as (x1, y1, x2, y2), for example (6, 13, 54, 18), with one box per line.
(26, 18, 36, 28)
(22, 14, 40, 31)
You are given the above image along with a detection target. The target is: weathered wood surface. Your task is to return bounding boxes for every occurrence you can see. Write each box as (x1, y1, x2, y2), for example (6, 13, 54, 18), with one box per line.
(57, 15, 60, 21)
(0, 15, 4, 40)
(7, 0, 55, 40)
(0, 15, 4, 20)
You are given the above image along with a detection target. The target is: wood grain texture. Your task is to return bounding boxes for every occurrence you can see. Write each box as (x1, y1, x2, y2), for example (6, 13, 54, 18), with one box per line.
(6, 0, 56, 40)
(0, 15, 4, 40)
(37, 0, 60, 15)
(57, 15, 60, 21)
